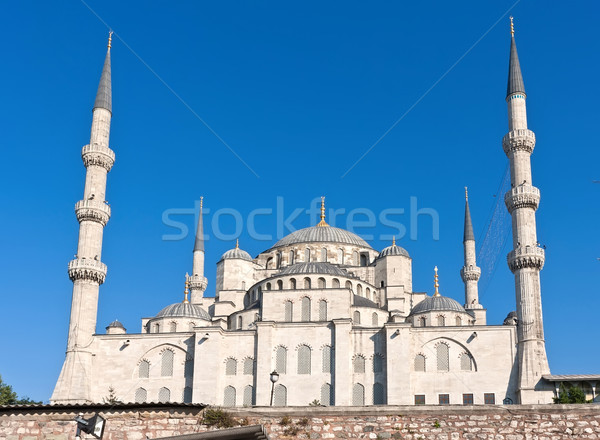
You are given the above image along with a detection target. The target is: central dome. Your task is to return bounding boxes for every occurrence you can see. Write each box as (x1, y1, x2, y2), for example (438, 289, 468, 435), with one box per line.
(271, 225, 372, 249)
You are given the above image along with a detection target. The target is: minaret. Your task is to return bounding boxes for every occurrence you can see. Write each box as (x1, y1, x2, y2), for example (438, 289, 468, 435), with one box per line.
(51, 33, 115, 403)
(187, 197, 207, 304)
(502, 18, 550, 403)
(460, 188, 482, 309)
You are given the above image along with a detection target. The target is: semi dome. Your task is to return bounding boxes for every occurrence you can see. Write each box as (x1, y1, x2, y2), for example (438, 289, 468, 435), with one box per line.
(271, 225, 372, 249)
(156, 302, 211, 321)
(280, 262, 348, 277)
(378, 244, 410, 258)
(409, 295, 466, 316)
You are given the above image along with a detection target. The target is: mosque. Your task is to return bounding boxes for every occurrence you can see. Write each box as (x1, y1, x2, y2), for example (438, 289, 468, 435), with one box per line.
(51, 21, 560, 406)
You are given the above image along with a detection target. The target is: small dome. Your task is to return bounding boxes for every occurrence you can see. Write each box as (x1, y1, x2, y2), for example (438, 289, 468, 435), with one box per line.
(271, 225, 372, 249)
(280, 262, 348, 277)
(409, 295, 466, 315)
(106, 320, 125, 330)
(221, 247, 252, 261)
(353, 295, 380, 309)
(377, 244, 410, 259)
(156, 302, 211, 321)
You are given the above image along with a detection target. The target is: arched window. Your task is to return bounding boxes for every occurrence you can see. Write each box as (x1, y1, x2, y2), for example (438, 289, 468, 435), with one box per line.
(304, 277, 311, 289)
(380, 280, 385, 288)
(266, 257, 273, 269)
(373, 354, 383, 373)
(419, 316, 427, 327)
(301, 297, 311, 321)
(353, 311, 361, 324)
(373, 383, 385, 405)
(352, 383, 365, 406)
(322, 345, 333, 373)
(337, 249, 344, 264)
(243, 358, 254, 375)
(321, 248, 327, 262)
(372, 312, 378, 326)
(161, 350, 174, 377)
(184, 358, 193, 378)
(297, 345, 311, 374)
(158, 387, 170, 403)
(277, 280, 283, 290)
(289, 250, 295, 265)
(366, 287, 371, 300)
(154, 323, 160, 333)
(318, 300, 327, 321)
(276, 253, 282, 268)
(225, 358, 237, 375)
(289, 278, 296, 289)
(345, 280, 352, 290)
(437, 343, 449, 371)
(275, 346, 287, 374)
(266, 282, 272, 291)
(237, 315, 243, 330)
(273, 384, 287, 406)
(360, 254, 368, 267)
(352, 251, 359, 266)
(305, 248, 311, 262)
(169, 321, 177, 333)
(139, 360, 150, 378)
(223, 386, 236, 407)
(284, 301, 293, 322)
(135, 387, 147, 403)
(414, 354, 426, 372)
(356, 284, 363, 295)
(243, 385, 254, 406)
(318, 277, 326, 288)
(461, 353, 473, 371)
(437, 315, 446, 326)
(183, 386, 192, 403)
(321, 383, 333, 406)
(332, 278, 340, 288)
(455, 316, 462, 326)
(353, 355, 366, 373)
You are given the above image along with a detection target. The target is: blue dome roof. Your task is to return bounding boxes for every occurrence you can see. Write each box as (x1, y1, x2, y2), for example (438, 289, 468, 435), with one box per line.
(156, 302, 211, 321)
(271, 225, 372, 249)
(280, 262, 348, 277)
(377, 244, 410, 259)
(409, 295, 465, 315)
(221, 247, 253, 261)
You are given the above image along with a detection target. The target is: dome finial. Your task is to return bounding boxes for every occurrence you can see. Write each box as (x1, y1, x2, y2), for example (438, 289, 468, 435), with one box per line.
(317, 196, 329, 227)
(510, 16, 514, 37)
(434, 266, 441, 297)
(235, 238, 239, 249)
(108, 31, 113, 49)
(183, 279, 190, 304)
(392, 236, 396, 246)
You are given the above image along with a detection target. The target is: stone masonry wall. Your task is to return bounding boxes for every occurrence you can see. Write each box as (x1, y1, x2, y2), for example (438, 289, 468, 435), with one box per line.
(0, 404, 598, 440)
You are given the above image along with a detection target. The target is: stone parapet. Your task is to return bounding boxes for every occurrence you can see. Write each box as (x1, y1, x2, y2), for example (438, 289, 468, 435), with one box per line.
(68, 258, 107, 284)
(503, 128, 536, 155)
(505, 184, 540, 213)
(75, 199, 111, 226)
(460, 265, 481, 281)
(188, 274, 208, 292)
(507, 246, 545, 272)
(81, 143, 115, 171)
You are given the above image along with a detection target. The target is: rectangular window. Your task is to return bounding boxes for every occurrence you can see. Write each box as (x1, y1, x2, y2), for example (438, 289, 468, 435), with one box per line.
(414, 394, 425, 405)
(439, 394, 450, 405)
(484, 393, 495, 405)
(463, 393, 473, 405)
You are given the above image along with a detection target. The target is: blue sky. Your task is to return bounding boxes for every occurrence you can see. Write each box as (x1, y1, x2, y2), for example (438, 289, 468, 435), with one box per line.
(0, 1, 598, 402)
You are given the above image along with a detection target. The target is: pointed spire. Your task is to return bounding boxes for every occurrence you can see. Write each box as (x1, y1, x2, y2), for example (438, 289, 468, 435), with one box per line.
(464, 187, 475, 242)
(94, 32, 113, 113)
(507, 17, 526, 98)
(183, 279, 190, 304)
(392, 236, 396, 246)
(194, 197, 204, 252)
(433, 266, 441, 297)
(235, 238, 239, 249)
(317, 196, 329, 227)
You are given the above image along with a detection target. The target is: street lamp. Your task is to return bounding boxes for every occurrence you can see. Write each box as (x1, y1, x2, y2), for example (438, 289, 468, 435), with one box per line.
(269, 370, 279, 406)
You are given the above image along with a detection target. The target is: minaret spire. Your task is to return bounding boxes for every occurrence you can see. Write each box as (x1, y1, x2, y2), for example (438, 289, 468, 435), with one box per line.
(460, 188, 482, 313)
(188, 197, 208, 304)
(52, 35, 116, 403)
(502, 18, 551, 403)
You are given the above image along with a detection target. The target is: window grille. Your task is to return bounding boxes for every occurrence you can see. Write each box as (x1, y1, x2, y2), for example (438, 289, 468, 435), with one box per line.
(332, 278, 340, 288)
(158, 387, 170, 403)
(297, 345, 311, 374)
(243, 385, 254, 406)
(414, 394, 425, 405)
(414, 354, 426, 372)
(345, 280, 352, 290)
(273, 384, 287, 406)
(373, 383, 385, 405)
(243, 358, 254, 375)
(419, 317, 427, 327)
(134, 388, 147, 403)
(184, 359, 193, 378)
(436, 343, 449, 371)
(275, 346, 287, 374)
(139, 360, 150, 378)
(225, 358, 237, 376)
(455, 316, 462, 326)
(301, 297, 311, 321)
(463, 393, 474, 405)
(357, 284, 363, 295)
(372, 312, 378, 326)
(320, 383, 333, 406)
(460, 353, 472, 371)
(439, 394, 450, 405)
(322, 345, 332, 373)
(223, 386, 236, 407)
(318, 277, 326, 288)
(284, 301, 293, 322)
(353, 311, 361, 325)
(353, 355, 365, 373)
(290, 278, 296, 289)
(352, 383, 365, 406)
(170, 322, 177, 332)
(304, 277, 311, 289)
(161, 350, 174, 377)
(319, 300, 328, 321)
(289, 250, 295, 264)
(373, 354, 383, 373)
(437, 315, 446, 326)
(183, 386, 192, 403)
(484, 393, 496, 405)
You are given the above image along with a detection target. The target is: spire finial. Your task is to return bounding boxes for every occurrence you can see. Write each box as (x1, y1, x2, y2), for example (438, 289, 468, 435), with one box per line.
(235, 238, 239, 249)
(392, 236, 396, 246)
(510, 16, 514, 37)
(183, 280, 190, 304)
(465, 186, 468, 201)
(317, 196, 329, 227)
(200, 196, 203, 210)
(434, 266, 441, 297)
(108, 31, 113, 49)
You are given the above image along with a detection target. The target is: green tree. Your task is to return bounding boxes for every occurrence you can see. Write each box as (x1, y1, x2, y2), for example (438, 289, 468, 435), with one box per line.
(553, 385, 588, 404)
(0, 375, 41, 405)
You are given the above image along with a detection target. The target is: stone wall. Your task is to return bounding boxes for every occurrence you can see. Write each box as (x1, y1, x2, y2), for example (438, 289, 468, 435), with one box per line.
(0, 404, 598, 440)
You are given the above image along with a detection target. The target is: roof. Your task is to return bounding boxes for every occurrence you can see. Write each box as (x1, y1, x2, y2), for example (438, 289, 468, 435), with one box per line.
(0, 401, 207, 413)
(409, 295, 466, 316)
(542, 374, 600, 382)
(94, 48, 112, 112)
(507, 36, 526, 98)
(377, 244, 410, 259)
(464, 199, 475, 242)
(157, 425, 269, 440)
(106, 320, 125, 329)
(353, 295, 380, 309)
(221, 247, 253, 261)
(280, 262, 348, 277)
(270, 225, 372, 250)
(156, 302, 211, 321)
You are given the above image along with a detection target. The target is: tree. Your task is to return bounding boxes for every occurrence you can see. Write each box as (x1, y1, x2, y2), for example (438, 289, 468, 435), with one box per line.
(553, 384, 588, 404)
(103, 386, 122, 405)
(0, 375, 41, 405)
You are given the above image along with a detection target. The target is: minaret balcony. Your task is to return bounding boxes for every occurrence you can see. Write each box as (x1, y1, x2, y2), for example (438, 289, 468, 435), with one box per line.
(81, 143, 115, 172)
(187, 274, 208, 292)
(68, 258, 107, 284)
(507, 246, 545, 273)
(502, 129, 536, 155)
(75, 200, 111, 226)
(504, 184, 540, 213)
(460, 265, 481, 282)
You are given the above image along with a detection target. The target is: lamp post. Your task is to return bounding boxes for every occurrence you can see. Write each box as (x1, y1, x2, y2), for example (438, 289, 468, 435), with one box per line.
(269, 370, 279, 406)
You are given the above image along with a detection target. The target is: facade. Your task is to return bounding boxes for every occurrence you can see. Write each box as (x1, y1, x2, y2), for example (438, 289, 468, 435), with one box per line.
(51, 23, 556, 406)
